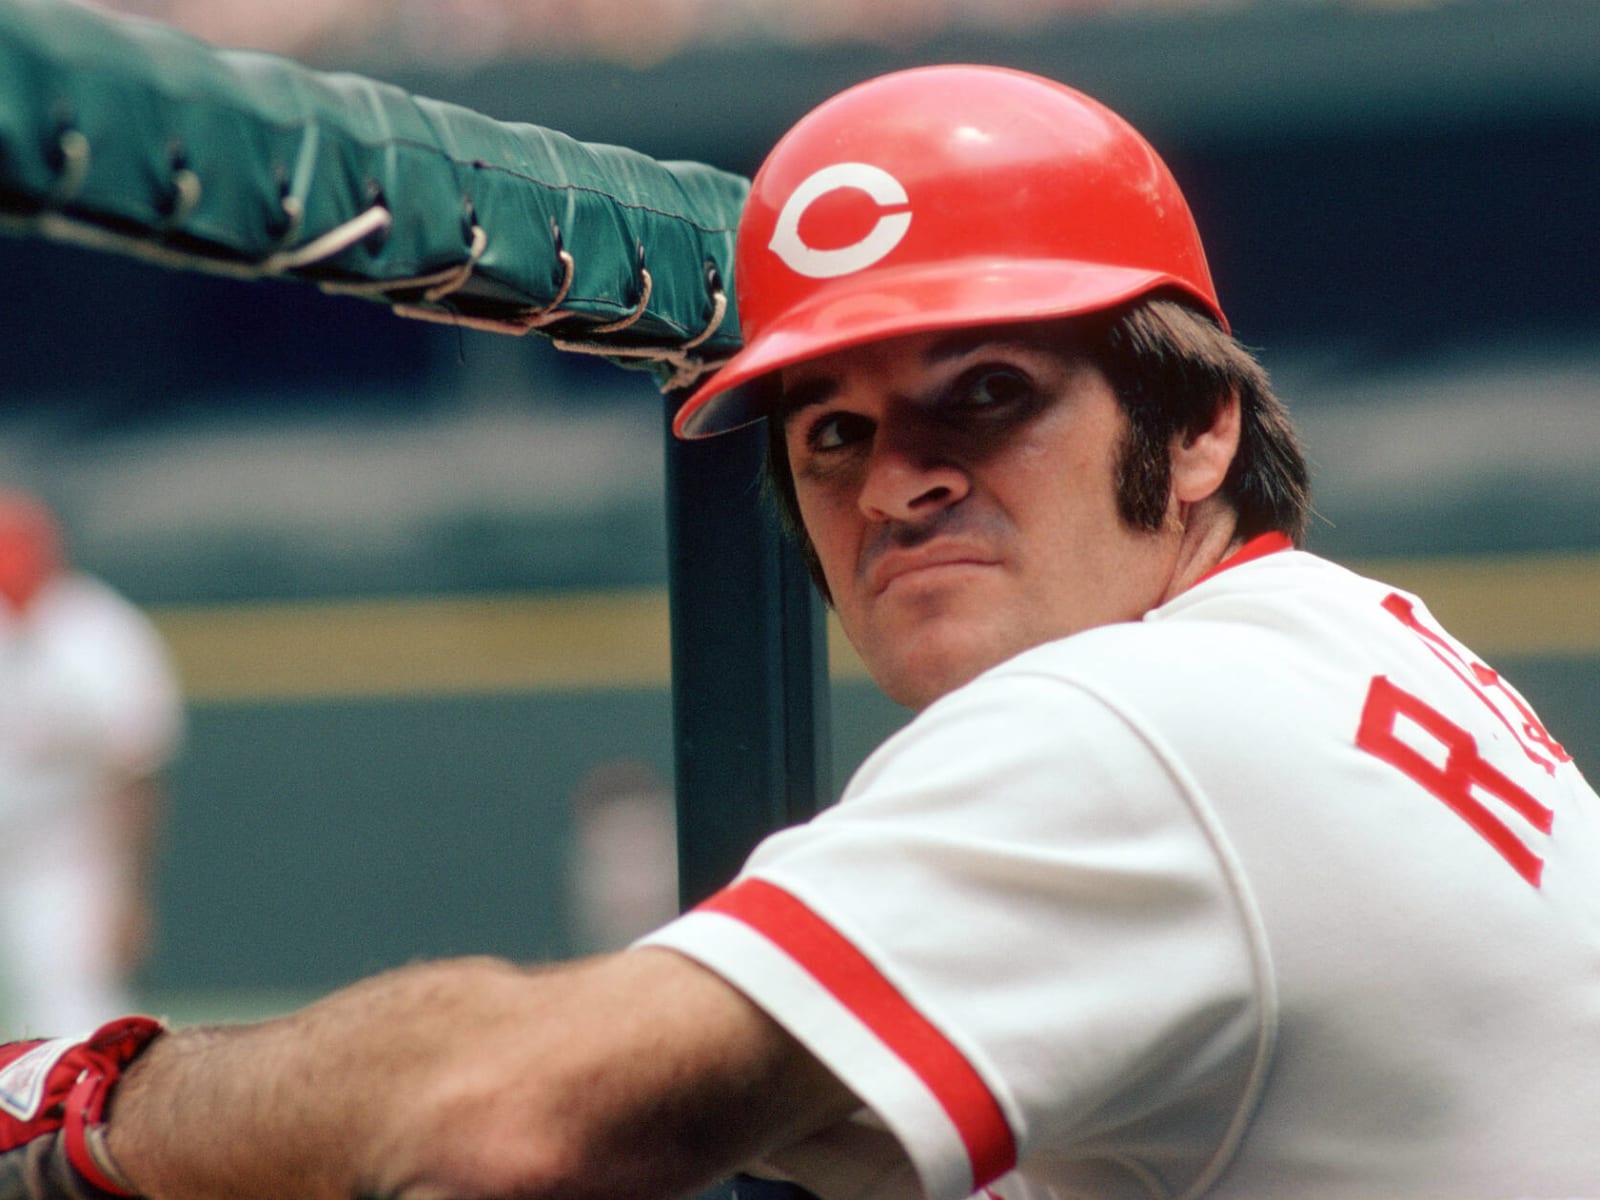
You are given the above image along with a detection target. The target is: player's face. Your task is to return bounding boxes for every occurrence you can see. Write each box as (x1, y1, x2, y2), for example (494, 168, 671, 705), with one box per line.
(780, 326, 1185, 710)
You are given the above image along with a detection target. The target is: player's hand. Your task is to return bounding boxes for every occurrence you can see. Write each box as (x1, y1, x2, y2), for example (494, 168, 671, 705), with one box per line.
(0, 1018, 164, 1200)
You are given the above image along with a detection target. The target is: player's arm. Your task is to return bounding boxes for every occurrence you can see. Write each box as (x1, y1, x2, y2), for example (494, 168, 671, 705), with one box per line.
(105, 772, 164, 975)
(105, 947, 857, 1200)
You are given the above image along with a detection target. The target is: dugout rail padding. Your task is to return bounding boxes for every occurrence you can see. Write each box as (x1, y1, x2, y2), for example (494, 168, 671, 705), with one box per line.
(0, 0, 749, 392)
(0, 0, 831, 933)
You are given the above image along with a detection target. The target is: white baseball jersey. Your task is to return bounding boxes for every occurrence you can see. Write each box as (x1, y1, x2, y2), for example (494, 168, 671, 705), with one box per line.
(0, 571, 184, 1034)
(645, 535, 1600, 1199)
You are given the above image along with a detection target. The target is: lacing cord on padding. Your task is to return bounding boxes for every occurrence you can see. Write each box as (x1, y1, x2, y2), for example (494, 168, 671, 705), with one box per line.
(14, 125, 733, 393)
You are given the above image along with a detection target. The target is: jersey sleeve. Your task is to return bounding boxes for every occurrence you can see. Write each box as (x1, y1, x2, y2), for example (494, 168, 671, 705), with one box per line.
(641, 663, 1274, 1200)
(105, 606, 184, 777)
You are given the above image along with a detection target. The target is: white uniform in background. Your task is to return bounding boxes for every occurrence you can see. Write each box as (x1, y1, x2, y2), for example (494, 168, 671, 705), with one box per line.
(648, 537, 1600, 1199)
(0, 572, 184, 1036)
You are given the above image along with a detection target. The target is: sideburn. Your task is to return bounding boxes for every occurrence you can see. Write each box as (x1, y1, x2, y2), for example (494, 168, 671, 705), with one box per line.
(1113, 416, 1172, 533)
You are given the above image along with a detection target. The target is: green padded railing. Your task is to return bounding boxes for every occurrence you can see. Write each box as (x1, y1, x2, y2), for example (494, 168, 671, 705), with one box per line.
(0, 0, 750, 389)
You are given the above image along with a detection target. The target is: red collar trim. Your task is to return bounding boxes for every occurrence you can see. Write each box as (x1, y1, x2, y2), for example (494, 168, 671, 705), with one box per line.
(1189, 531, 1294, 588)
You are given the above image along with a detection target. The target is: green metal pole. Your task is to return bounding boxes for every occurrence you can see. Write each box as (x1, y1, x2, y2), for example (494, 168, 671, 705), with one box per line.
(662, 391, 831, 909)
(663, 391, 830, 1200)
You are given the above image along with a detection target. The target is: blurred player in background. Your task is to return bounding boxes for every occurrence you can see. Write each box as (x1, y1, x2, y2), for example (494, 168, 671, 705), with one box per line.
(4, 66, 1600, 1200)
(0, 490, 184, 1036)
(566, 761, 678, 953)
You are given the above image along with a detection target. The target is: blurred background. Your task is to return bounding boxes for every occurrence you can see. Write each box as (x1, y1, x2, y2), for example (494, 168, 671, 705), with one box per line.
(3, 0, 1598, 1024)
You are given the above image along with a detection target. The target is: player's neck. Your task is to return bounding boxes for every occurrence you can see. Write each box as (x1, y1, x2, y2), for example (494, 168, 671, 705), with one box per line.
(1159, 497, 1242, 606)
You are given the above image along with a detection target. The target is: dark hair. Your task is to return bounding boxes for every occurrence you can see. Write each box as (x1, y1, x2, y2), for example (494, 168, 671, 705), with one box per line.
(763, 297, 1312, 600)
(1094, 298, 1310, 544)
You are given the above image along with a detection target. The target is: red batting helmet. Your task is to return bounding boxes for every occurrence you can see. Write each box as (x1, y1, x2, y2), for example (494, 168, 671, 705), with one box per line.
(0, 490, 62, 613)
(673, 64, 1225, 439)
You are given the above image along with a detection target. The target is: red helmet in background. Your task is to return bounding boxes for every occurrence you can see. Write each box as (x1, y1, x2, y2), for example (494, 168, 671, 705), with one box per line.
(0, 490, 63, 613)
(674, 64, 1225, 439)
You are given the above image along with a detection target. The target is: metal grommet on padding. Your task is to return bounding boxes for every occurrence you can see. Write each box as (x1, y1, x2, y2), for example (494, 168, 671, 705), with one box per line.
(586, 241, 651, 334)
(361, 179, 390, 251)
(49, 126, 89, 204)
(269, 164, 304, 248)
(160, 141, 201, 228)
(678, 259, 728, 352)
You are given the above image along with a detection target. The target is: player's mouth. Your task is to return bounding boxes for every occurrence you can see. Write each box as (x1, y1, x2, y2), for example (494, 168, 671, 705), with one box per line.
(866, 542, 1000, 597)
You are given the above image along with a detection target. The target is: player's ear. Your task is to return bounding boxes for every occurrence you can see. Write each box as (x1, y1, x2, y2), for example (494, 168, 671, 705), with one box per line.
(1170, 389, 1240, 504)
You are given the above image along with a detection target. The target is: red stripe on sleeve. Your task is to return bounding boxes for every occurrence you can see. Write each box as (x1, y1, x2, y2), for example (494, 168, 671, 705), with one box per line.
(699, 878, 1017, 1187)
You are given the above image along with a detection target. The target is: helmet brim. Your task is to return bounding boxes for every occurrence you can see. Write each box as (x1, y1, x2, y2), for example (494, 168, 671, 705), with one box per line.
(672, 257, 1224, 439)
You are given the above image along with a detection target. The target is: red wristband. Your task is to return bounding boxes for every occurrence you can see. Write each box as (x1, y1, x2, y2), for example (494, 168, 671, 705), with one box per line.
(62, 1017, 165, 1197)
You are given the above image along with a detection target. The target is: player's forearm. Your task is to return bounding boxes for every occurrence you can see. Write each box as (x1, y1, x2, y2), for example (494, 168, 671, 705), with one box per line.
(104, 957, 526, 1200)
(104, 1019, 356, 1200)
(102, 949, 853, 1200)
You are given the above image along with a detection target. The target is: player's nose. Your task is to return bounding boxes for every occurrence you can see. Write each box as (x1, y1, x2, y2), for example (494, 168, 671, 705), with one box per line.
(856, 431, 970, 523)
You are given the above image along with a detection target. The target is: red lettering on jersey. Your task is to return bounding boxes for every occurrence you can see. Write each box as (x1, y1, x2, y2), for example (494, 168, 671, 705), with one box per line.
(1380, 593, 1570, 773)
(1358, 675, 1553, 887)
(1468, 659, 1573, 765)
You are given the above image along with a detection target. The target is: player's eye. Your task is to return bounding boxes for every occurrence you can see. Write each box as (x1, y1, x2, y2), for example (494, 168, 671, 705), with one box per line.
(948, 364, 1035, 413)
(805, 409, 874, 453)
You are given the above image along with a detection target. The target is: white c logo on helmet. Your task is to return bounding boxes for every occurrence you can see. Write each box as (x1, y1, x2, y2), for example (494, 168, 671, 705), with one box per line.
(768, 163, 912, 279)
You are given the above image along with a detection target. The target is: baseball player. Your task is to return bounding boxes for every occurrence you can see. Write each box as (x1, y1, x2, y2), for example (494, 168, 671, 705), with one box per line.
(0, 491, 183, 1038)
(4, 65, 1599, 1200)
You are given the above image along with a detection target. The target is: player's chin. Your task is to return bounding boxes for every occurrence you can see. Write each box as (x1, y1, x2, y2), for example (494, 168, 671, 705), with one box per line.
(848, 578, 1025, 704)
(867, 622, 1020, 711)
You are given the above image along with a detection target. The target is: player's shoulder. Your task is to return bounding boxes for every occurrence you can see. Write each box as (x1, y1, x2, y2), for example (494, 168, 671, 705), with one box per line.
(892, 547, 1409, 771)
(36, 572, 173, 660)
(36, 571, 147, 627)
(1155, 544, 1384, 622)
(38, 569, 131, 608)
(1011, 548, 1382, 679)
